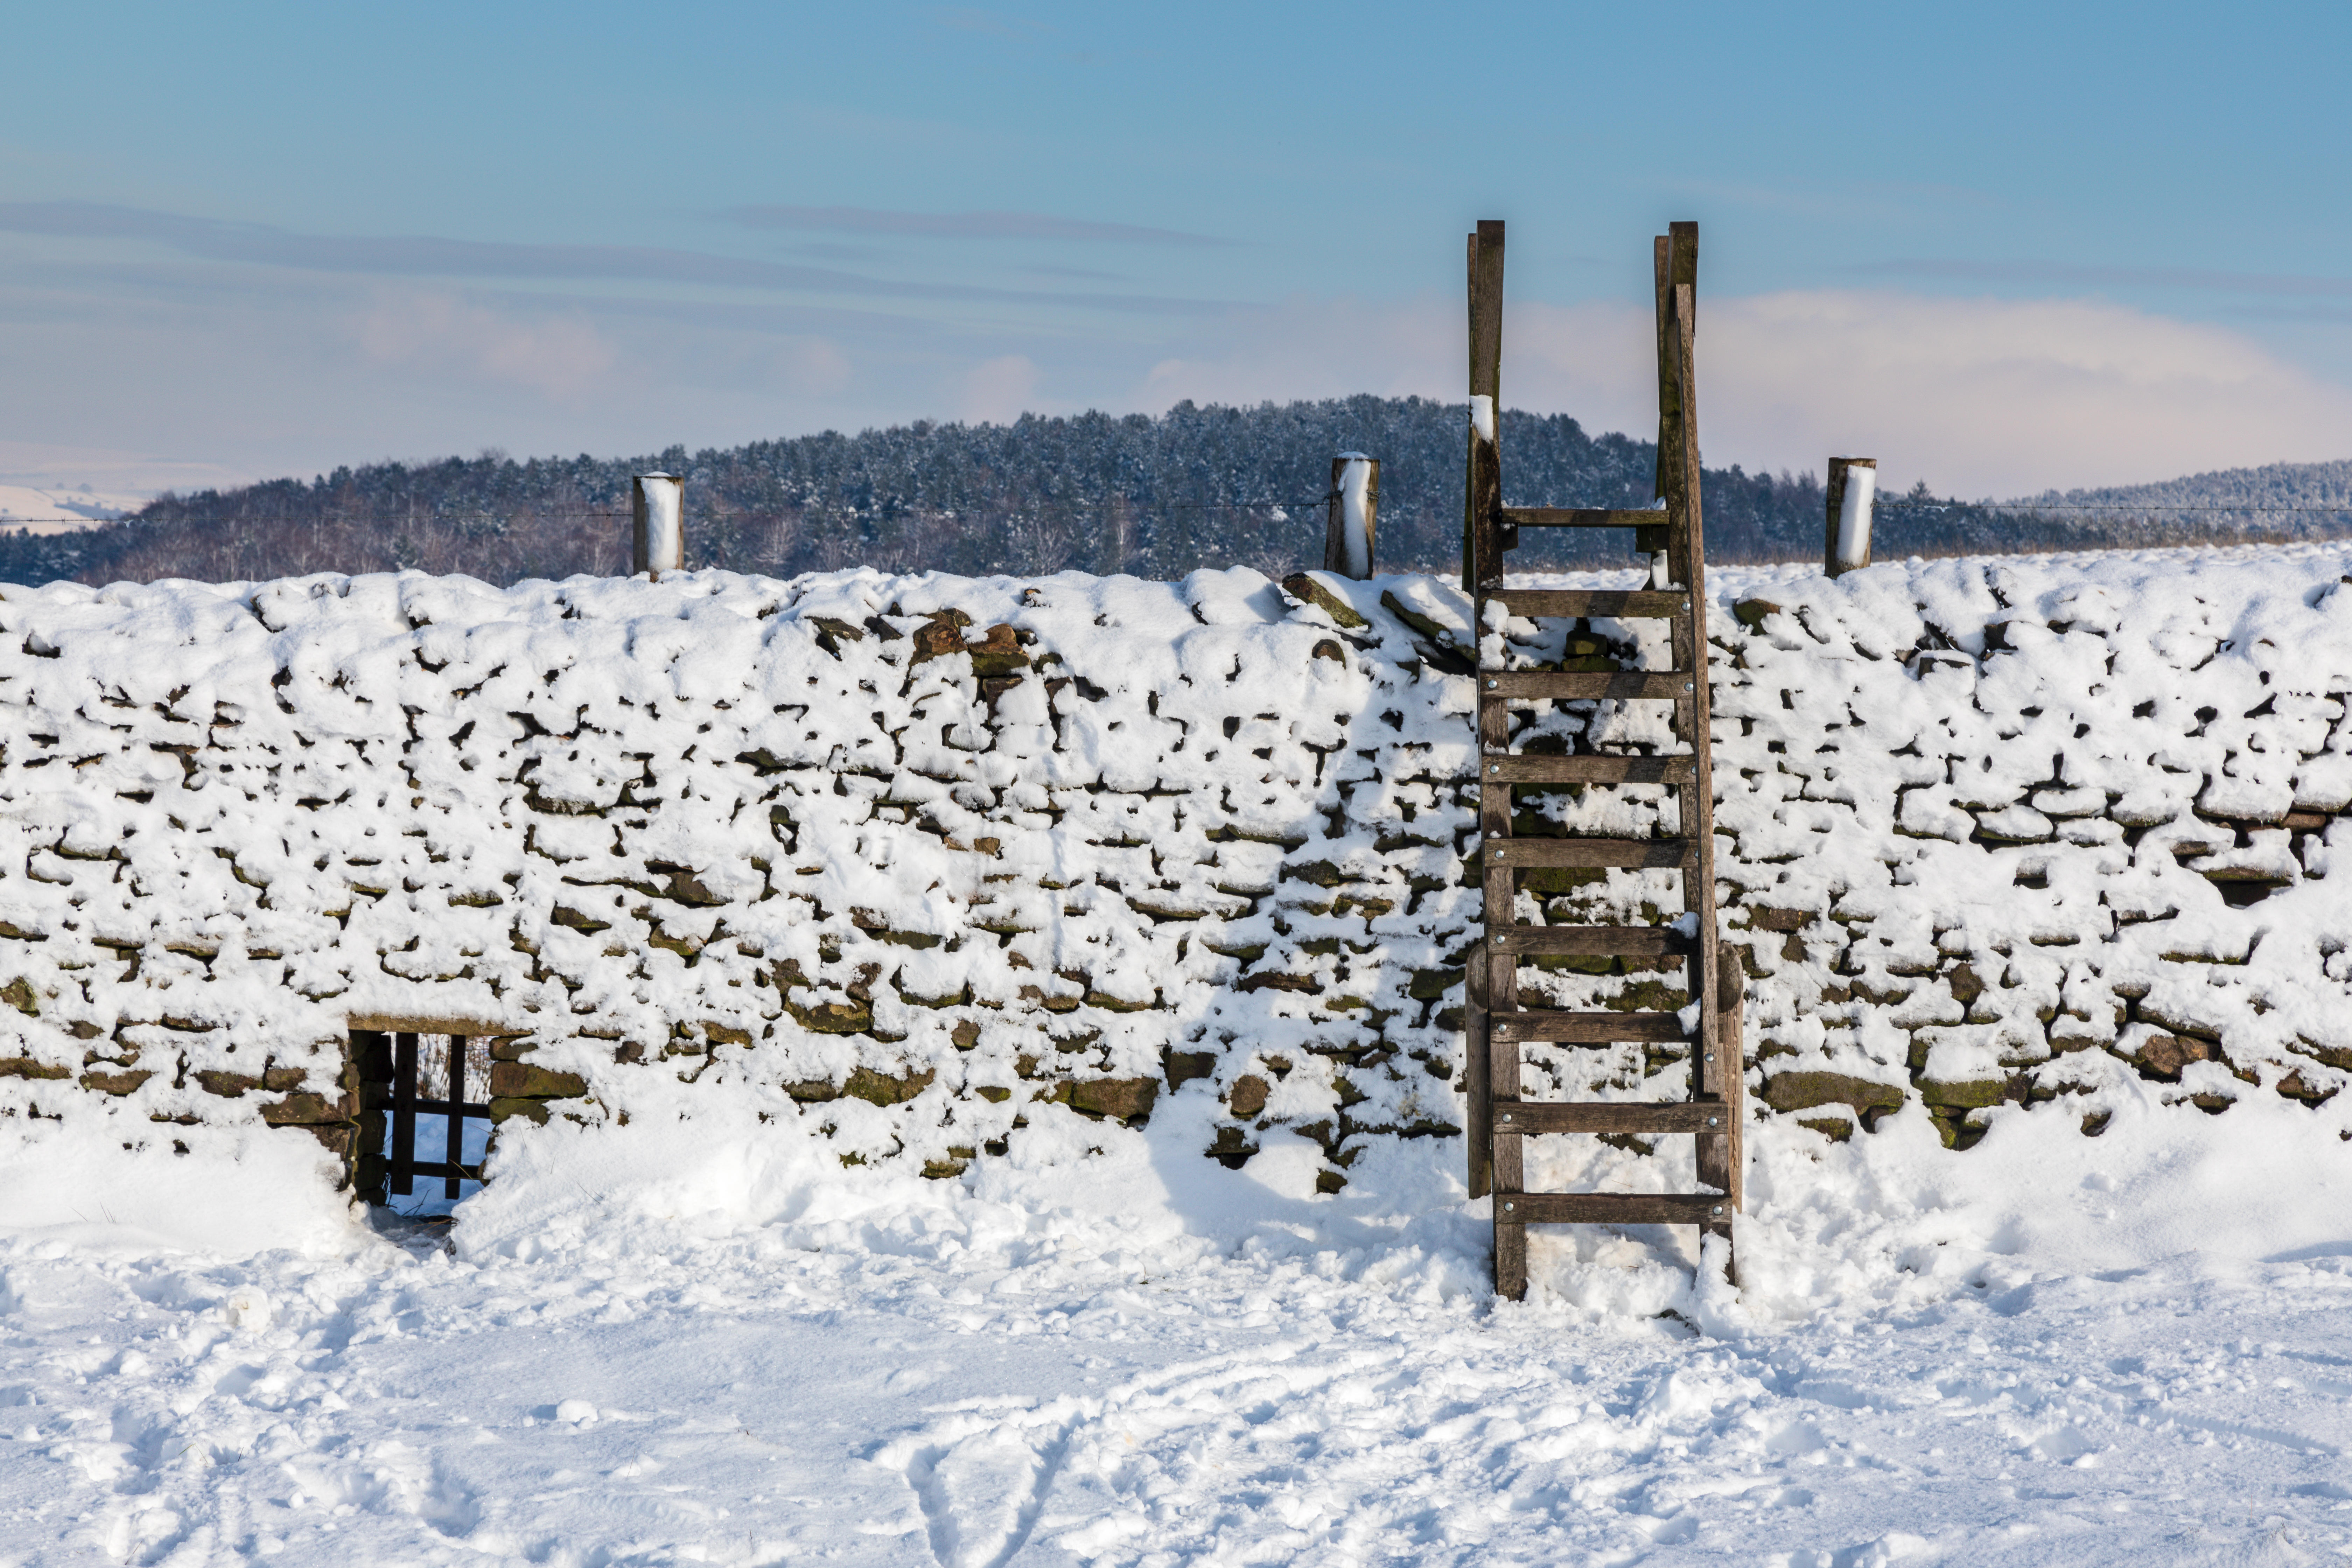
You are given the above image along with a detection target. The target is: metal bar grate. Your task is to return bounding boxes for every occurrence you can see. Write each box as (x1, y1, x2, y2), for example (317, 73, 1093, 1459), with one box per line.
(361, 1029, 495, 1201)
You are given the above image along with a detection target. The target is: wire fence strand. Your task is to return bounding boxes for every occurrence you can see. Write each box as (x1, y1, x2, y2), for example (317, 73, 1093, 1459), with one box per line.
(11, 496, 2352, 531)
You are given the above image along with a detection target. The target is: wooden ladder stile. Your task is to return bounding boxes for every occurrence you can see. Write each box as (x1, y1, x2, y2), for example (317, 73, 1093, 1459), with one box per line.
(1463, 219, 1745, 1300)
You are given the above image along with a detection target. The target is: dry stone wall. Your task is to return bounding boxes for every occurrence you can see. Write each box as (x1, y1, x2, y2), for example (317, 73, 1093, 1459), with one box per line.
(0, 567, 1483, 1195)
(1706, 547, 2352, 1148)
(0, 547, 2345, 1201)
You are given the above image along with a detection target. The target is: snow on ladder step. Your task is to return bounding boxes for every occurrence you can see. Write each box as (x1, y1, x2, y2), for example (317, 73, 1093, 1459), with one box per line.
(1498, 1194, 1733, 1226)
(1493, 1101, 1728, 1135)
(1477, 754, 1696, 785)
(1479, 670, 1698, 700)
(1484, 837, 1697, 869)
(1490, 588, 1688, 620)
(1487, 924, 1693, 956)
(1499, 507, 1669, 529)
(1490, 1010, 1689, 1044)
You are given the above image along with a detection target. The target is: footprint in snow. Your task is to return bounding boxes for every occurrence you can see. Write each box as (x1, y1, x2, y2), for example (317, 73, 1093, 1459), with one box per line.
(883, 1413, 1073, 1568)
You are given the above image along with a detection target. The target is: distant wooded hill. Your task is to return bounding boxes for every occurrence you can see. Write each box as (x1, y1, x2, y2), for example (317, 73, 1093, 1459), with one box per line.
(2, 398, 2345, 587)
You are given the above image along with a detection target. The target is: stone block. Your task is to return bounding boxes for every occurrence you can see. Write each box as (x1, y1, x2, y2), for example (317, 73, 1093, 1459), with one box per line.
(1067, 1077, 1158, 1123)
(842, 1067, 936, 1106)
(1279, 573, 1370, 630)
(488, 1062, 587, 1099)
(1227, 1074, 1269, 1117)
(2130, 1033, 2212, 1083)
(1162, 1049, 1216, 1089)
(1917, 1077, 2007, 1111)
(1797, 1113, 1854, 1143)
(1409, 967, 1463, 1000)
(261, 1089, 356, 1125)
(1760, 1070, 1904, 1118)
(788, 997, 873, 1034)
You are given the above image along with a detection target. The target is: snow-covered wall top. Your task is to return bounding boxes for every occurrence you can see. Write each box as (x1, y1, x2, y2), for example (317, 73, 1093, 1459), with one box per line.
(1, 545, 2348, 1195)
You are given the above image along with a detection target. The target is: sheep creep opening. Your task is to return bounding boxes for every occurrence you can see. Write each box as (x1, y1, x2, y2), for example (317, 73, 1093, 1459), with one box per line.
(352, 1030, 494, 1205)
(1462, 219, 1747, 1299)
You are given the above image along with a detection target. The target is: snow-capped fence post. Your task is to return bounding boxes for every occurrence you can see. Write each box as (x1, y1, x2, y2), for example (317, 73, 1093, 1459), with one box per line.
(632, 473, 685, 579)
(1324, 454, 1379, 579)
(1824, 457, 1876, 578)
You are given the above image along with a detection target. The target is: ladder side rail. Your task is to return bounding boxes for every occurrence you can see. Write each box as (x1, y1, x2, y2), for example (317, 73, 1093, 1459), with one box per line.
(1462, 231, 1477, 594)
(1670, 226, 1736, 1257)
(1463, 222, 1505, 1202)
(1670, 594, 1708, 1099)
(1467, 219, 1526, 1298)
(1700, 970, 1745, 1210)
(1657, 227, 1721, 1106)
(1652, 234, 1689, 587)
(1655, 228, 1710, 1132)
(1465, 947, 1491, 1199)
(1725, 985, 1746, 1211)
(1462, 228, 1487, 1196)
(1479, 699, 1516, 1215)
(1465, 223, 1506, 597)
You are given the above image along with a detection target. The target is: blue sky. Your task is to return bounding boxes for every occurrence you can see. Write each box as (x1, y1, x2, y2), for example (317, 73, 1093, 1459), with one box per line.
(4, 1, 2349, 498)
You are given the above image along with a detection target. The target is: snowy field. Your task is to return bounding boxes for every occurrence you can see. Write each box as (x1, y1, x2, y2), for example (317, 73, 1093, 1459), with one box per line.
(4, 540, 2352, 1564)
(1, 1098, 2348, 1566)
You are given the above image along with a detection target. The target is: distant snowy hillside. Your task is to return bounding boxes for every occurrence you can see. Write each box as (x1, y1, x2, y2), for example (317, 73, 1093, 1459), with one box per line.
(2024, 455, 2352, 513)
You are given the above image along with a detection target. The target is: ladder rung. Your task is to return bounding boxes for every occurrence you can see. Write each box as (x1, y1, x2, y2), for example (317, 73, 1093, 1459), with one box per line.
(1492, 1010, 1688, 1043)
(1479, 754, 1696, 785)
(1490, 589, 1687, 620)
(1486, 838, 1696, 869)
(1498, 1193, 1731, 1225)
(1493, 1101, 1723, 1134)
(1480, 671, 1695, 700)
(1489, 924, 1692, 955)
(1500, 507, 1668, 529)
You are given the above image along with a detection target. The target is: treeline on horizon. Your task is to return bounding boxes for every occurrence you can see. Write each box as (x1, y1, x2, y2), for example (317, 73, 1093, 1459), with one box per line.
(3, 396, 2346, 589)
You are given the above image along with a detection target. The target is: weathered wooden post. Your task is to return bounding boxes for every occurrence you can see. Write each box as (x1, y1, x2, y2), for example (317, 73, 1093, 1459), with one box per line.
(1325, 453, 1379, 578)
(1824, 457, 1876, 577)
(632, 472, 685, 579)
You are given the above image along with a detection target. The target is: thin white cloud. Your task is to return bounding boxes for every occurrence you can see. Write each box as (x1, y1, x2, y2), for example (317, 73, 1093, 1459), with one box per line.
(0, 201, 1227, 315)
(1138, 294, 1464, 409)
(1687, 290, 2352, 496)
(1857, 257, 2352, 298)
(961, 354, 1042, 425)
(721, 204, 1230, 248)
(1126, 290, 2352, 497)
(356, 293, 615, 401)
(12, 204, 2350, 502)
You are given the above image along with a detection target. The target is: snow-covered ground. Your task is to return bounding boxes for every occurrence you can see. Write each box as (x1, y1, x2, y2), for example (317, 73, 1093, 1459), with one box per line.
(2, 1081, 2348, 1564)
